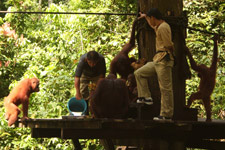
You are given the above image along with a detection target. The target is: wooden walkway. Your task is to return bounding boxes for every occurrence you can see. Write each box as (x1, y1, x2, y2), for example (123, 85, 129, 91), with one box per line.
(17, 117, 225, 150)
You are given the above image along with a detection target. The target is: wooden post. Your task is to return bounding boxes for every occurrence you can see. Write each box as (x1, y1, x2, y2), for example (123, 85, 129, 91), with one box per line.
(137, 0, 197, 121)
(72, 139, 82, 150)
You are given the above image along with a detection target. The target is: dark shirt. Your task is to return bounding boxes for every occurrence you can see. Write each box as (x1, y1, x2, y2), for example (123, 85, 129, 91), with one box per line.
(75, 53, 106, 77)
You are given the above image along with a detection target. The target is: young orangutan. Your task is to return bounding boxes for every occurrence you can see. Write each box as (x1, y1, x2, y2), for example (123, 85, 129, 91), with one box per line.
(185, 35, 218, 122)
(110, 19, 138, 80)
(4, 78, 40, 126)
(126, 73, 138, 103)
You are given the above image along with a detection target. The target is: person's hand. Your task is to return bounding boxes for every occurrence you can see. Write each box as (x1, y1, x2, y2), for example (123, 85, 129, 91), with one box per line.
(75, 93, 82, 100)
(138, 12, 146, 20)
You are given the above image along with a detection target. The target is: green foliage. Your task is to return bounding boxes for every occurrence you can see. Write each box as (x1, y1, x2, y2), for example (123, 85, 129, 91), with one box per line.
(0, 0, 137, 149)
(0, 0, 224, 149)
(184, 0, 225, 119)
(0, 26, 29, 97)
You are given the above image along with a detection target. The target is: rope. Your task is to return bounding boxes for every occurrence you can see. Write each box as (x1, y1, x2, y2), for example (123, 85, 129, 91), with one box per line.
(186, 26, 225, 37)
(0, 11, 224, 37)
(0, 11, 136, 16)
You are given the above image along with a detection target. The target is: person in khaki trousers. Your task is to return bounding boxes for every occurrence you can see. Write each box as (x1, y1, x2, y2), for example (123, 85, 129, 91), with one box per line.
(135, 8, 175, 120)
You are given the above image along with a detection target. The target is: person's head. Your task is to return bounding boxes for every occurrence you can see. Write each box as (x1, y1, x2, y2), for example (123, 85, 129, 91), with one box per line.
(86, 51, 99, 67)
(146, 8, 163, 26)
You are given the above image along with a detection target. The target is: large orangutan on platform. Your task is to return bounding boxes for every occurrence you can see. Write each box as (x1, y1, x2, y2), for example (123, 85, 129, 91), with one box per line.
(90, 74, 130, 118)
(185, 35, 218, 122)
(4, 78, 40, 126)
(109, 19, 138, 80)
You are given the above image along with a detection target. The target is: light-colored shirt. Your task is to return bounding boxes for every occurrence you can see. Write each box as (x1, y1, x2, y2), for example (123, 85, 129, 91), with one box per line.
(153, 21, 174, 62)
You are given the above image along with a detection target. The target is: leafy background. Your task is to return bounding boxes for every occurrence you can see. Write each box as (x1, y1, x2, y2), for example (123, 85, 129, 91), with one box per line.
(0, 0, 224, 149)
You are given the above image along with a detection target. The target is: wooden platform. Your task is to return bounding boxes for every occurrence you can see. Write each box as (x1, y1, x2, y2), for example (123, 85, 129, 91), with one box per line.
(17, 117, 225, 150)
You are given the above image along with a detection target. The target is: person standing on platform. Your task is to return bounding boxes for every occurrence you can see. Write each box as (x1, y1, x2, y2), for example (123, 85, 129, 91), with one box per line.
(135, 8, 175, 121)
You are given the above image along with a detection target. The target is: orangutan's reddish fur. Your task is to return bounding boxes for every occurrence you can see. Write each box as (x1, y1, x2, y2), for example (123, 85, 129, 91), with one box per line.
(90, 74, 130, 118)
(185, 35, 218, 122)
(126, 73, 138, 103)
(110, 19, 138, 80)
(4, 78, 40, 126)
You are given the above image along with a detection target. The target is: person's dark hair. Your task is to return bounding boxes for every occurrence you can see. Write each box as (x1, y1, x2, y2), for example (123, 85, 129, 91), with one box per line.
(147, 8, 162, 20)
(87, 51, 99, 62)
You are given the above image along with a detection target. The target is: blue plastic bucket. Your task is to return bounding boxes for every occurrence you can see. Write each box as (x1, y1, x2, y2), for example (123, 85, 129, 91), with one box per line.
(67, 97, 87, 116)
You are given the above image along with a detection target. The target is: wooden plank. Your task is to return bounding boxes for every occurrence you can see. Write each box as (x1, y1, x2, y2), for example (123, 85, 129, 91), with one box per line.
(23, 118, 102, 129)
(22, 118, 225, 140)
(21, 118, 225, 149)
(188, 123, 225, 139)
(61, 125, 190, 139)
(186, 139, 225, 150)
(32, 128, 61, 138)
(23, 118, 192, 128)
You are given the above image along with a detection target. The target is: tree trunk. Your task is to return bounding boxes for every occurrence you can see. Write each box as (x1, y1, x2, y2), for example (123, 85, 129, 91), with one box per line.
(138, 0, 183, 17)
(137, 0, 197, 121)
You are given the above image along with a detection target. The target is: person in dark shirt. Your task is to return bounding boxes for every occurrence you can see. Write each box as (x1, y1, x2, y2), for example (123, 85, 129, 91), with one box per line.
(74, 51, 106, 104)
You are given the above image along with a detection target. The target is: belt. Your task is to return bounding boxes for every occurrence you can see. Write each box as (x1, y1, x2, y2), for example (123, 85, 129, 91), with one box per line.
(156, 50, 168, 54)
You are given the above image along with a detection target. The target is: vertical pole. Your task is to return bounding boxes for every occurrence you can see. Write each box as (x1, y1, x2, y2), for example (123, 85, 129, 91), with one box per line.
(72, 139, 82, 150)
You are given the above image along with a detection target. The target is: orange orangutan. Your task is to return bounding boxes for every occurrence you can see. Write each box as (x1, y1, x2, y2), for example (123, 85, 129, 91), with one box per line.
(185, 35, 218, 122)
(109, 19, 138, 80)
(4, 78, 40, 126)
